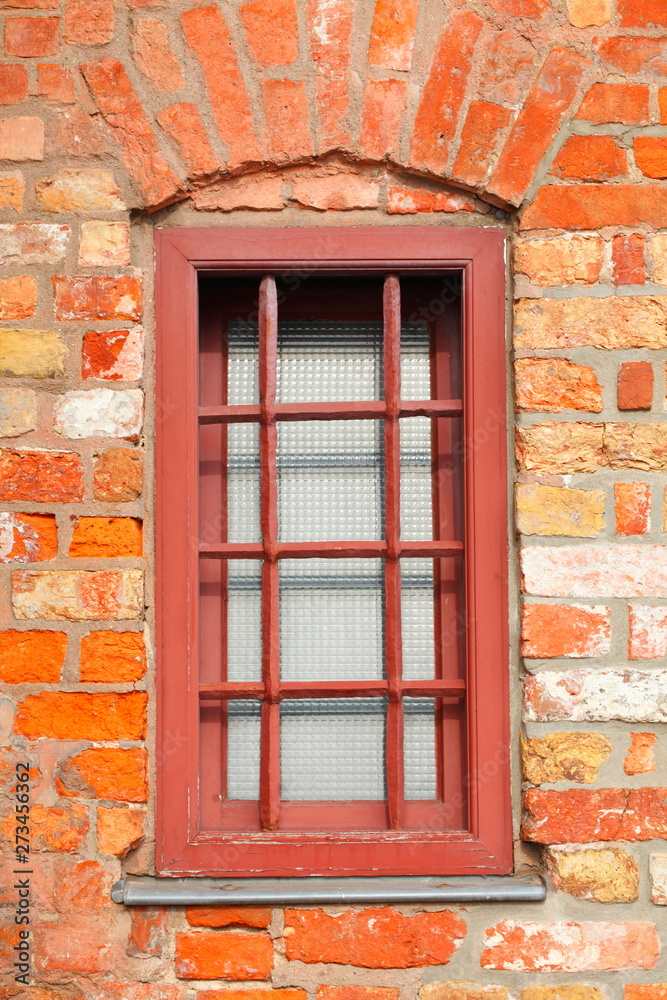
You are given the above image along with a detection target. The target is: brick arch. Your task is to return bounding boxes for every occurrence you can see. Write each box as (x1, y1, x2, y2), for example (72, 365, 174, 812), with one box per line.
(68, 0, 659, 215)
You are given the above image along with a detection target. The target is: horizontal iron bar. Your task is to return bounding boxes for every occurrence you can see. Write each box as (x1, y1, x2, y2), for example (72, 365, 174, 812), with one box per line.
(112, 874, 546, 906)
(198, 679, 467, 700)
(198, 400, 463, 424)
(199, 541, 465, 559)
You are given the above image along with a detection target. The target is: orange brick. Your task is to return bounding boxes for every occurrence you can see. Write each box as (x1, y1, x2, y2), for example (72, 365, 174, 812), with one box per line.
(93, 448, 143, 502)
(37, 63, 76, 102)
(368, 0, 419, 72)
(0, 275, 36, 319)
(55, 858, 117, 912)
(360, 78, 407, 160)
(181, 5, 260, 168)
(306, 0, 353, 149)
(82, 329, 142, 381)
(318, 990, 397, 1000)
(0, 512, 57, 563)
(596, 36, 667, 75)
(63, 0, 113, 45)
(635, 138, 667, 179)
(625, 733, 657, 775)
(284, 908, 466, 968)
(552, 135, 627, 182)
(127, 907, 168, 957)
(0, 449, 83, 503)
(613, 234, 646, 285)
(0, 117, 43, 161)
(5, 17, 60, 57)
(14, 691, 147, 740)
(69, 517, 142, 558)
(661, 89, 667, 125)
(410, 11, 484, 174)
(615, 482, 651, 535)
(387, 187, 473, 215)
(200, 993, 305, 1000)
(2, 801, 88, 852)
(79, 629, 146, 682)
(515, 358, 602, 413)
(175, 931, 273, 980)
(618, 361, 653, 411)
(262, 78, 313, 161)
(194, 174, 284, 212)
(157, 102, 219, 177)
(452, 100, 513, 188)
(97, 804, 145, 857)
(132, 16, 185, 93)
(576, 83, 649, 125)
(239, 0, 299, 67)
(0, 65, 27, 104)
(56, 747, 148, 802)
(81, 57, 181, 210)
(619, 0, 667, 27)
(521, 185, 667, 231)
(522, 787, 667, 844)
(626, 987, 667, 1000)
(478, 29, 537, 106)
(0, 629, 66, 683)
(488, 47, 592, 205)
(186, 907, 272, 928)
(291, 174, 379, 211)
(53, 275, 142, 322)
(487, 0, 550, 12)
(521, 603, 611, 658)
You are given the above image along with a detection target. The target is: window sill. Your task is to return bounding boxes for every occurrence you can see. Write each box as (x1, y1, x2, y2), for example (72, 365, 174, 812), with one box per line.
(111, 874, 545, 906)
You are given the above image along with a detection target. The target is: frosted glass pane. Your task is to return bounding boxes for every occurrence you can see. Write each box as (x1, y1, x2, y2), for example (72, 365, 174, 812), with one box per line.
(404, 699, 436, 799)
(401, 559, 435, 680)
(227, 561, 262, 682)
(281, 698, 386, 800)
(278, 421, 384, 541)
(227, 321, 259, 405)
(400, 416, 433, 541)
(228, 423, 260, 543)
(280, 559, 384, 681)
(401, 322, 430, 400)
(227, 700, 260, 799)
(277, 321, 383, 402)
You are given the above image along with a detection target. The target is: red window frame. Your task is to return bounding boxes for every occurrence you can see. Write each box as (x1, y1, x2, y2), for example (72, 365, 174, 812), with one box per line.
(156, 227, 510, 877)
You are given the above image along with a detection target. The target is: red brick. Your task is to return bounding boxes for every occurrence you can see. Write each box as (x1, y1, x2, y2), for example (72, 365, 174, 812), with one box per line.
(368, 0, 419, 71)
(1, 801, 89, 852)
(157, 102, 219, 177)
(452, 101, 513, 188)
(127, 908, 168, 957)
(318, 991, 397, 1000)
(54, 106, 108, 158)
(5, 18, 59, 57)
(0, 66, 27, 105)
(486, 0, 550, 13)
(515, 358, 602, 413)
(0, 449, 84, 503)
(481, 920, 659, 972)
(89, 986, 186, 1000)
(53, 275, 141, 322)
(81, 57, 182, 210)
(56, 747, 147, 802)
(0, 628, 66, 683)
(478, 29, 538, 106)
(239, 0, 299, 67)
(576, 83, 649, 125)
(521, 185, 667, 231)
(132, 17, 185, 93)
(175, 931, 273, 980)
(291, 173, 379, 211)
(388, 186, 475, 214)
(626, 988, 667, 1000)
(410, 11, 484, 175)
(34, 916, 121, 975)
(551, 135, 626, 182)
(615, 482, 651, 536)
(14, 691, 147, 740)
(55, 859, 116, 913)
(193, 174, 283, 212)
(360, 78, 407, 160)
(625, 733, 657, 775)
(37, 63, 76, 103)
(63, 0, 114, 45)
(522, 787, 667, 843)
(82, 329, 142, 381)
(79, 629, 145, 682)
(181, 5, 260, 168)
(93, 448, 143, 502)
(613, 234, 646, 286)
(0, 117, 43, 160)
(619, 0, 667, 27)
(186, 907, 271, 928)
(201, 993, 304, 1000)
(596, 36, 667, 76)
(489, 48, 591, 205)
(284, 908, 466, 968)
(262, 78, 313, 161)
(618, 362, 654, 411)
(1, 0, 59, 6)
(521, 603, 611, 658)
(635, 138, 667, 179)
(307, 0, 353, 150)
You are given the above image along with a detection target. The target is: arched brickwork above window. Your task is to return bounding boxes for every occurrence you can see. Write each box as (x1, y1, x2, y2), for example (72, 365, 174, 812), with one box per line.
(56, 0, 664, 215)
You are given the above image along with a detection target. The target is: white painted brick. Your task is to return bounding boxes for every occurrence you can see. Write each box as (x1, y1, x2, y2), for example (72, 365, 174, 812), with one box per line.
(522, 545, 667, 598)
(524, 668, 667, 723)
(53, 388, 143, 440)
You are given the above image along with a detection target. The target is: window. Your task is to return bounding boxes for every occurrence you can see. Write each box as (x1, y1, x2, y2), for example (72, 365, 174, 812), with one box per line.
(156, 227, 510, 876)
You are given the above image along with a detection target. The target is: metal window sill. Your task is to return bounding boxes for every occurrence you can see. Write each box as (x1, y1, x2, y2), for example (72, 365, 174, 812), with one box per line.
(111, 874, 545, 906)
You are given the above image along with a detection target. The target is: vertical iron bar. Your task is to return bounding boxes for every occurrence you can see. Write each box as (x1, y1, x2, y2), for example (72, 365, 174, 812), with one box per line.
(383, 274, 404, 830)
(258, 275, 281, 830)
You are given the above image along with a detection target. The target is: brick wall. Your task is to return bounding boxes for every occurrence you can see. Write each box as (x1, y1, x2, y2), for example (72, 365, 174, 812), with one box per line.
(1, 0, 667, 998)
